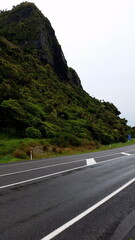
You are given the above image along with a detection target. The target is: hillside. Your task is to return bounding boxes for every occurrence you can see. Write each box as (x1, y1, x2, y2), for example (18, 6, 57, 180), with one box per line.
(0, 2, 133, 154)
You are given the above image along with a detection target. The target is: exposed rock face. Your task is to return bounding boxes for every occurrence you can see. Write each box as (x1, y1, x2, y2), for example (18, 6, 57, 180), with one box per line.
(68, 68, 82, 87)
(0, 2, 81, 86)
(0, 2, 132, 144)
(38, 21, 69, 81)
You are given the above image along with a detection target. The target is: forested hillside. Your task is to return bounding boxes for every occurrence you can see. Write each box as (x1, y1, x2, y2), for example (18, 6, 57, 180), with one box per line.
(0, 2, 134, 152)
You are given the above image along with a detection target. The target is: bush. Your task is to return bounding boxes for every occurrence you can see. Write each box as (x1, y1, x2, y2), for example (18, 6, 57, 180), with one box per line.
(51, 145, 63, 154)
(52, 145, 57, 152)
(56, 147, 63, 154)
(51, 133, 82, 147)
(68, 135, 82, 146)
(13, 149, 28, 159)
(43, 144, 49, 151)
(50, 136, 69, 147)
(25, 127, 42, 138)
(20, 145, 31, 155)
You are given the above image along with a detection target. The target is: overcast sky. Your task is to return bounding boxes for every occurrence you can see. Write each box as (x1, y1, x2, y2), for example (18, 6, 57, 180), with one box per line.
(1, 0, 135, 126)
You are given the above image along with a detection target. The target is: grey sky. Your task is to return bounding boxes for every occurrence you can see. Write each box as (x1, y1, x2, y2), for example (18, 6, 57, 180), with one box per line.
(1, 0, 135, 126)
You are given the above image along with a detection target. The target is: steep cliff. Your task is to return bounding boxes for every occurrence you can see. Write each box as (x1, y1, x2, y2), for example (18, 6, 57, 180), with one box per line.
(0, 2, 133, 146)
(0, 2, 81, 86)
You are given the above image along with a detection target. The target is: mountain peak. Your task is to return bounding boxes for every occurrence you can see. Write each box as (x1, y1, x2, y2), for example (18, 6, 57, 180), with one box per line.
(0, 2, 132, 146)
(0, 2, 81, 87)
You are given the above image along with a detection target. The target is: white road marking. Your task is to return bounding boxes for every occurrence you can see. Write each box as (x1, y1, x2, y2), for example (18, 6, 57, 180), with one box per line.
(0, 165, 87, 190)
(0, 150, 130, 169)
(86, 158, 96, 166)
(0, 159, 86, 178)
(0, 146, 134, 170)
(121, 152, 131, 156)
(41, 178, 135, 240)
(0, 154, 132, 185)
(0, 149, 133, 189)
(0, 152, 130, 178)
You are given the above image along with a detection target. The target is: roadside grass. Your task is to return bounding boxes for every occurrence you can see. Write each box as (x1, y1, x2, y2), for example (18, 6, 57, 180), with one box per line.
(0, 135, 135, 164)
(0, 135, 47, 163)
(99, 139, 135, 150)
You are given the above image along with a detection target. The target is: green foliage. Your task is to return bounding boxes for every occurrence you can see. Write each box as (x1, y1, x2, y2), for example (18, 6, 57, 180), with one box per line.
(41, 122, 61, 138)
(25, 127, 42, 138)
(0, 2, 132, 149)
(1, 99, 24, 115)
(50, 133, 82, 147)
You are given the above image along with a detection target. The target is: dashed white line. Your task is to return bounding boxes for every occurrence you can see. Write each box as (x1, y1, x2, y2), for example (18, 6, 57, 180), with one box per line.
(0, 152, 129, 178)
(86, 158, 96, 166)
(0, 146, 134, 171)
(0, 150, 133, 190)
(121, 152, 132, 156)
(0, 153, 133, 189)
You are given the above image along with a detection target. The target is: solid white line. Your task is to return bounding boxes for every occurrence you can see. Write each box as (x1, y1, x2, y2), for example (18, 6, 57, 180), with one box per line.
(121, 152, 131, 156)
(0, 154, 132, 185)
(0, 159, 85, 178)
(0, 165, 87, 190)
(0, 146, 134, 169)
(0, 154, 88, 169)
(1, 152, 129, 178)
(0, 150, 126, 169)
(0, 153, 133, 189)
(41, 178, 135, 240)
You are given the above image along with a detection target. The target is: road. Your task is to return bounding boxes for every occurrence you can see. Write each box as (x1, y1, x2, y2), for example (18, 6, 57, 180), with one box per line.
(0, 144, 135, 240)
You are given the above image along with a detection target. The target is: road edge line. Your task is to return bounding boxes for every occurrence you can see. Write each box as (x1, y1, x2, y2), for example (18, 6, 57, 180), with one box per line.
(41, 177, 135, 240)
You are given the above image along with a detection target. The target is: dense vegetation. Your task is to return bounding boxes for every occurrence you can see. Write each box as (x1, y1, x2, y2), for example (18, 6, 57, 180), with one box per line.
(0, 2, 134, 161)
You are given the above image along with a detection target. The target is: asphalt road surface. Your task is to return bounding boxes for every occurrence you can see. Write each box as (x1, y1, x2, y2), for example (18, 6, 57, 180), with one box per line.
(0, 144, 135, 240)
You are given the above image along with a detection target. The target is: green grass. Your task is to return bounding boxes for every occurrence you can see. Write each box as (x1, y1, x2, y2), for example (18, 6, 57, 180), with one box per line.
(99, 139, 135, 150)
(0, 136, 135, 164)
(0, 5, 134, 149)
(0, 134, 47, 163)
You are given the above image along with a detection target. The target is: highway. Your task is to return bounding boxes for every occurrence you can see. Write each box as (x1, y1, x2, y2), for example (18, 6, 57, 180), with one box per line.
(0, 144, 135, 240)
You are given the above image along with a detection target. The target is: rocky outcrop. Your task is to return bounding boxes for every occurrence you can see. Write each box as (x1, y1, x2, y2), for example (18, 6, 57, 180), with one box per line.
(0, 2, 81, 86)
(0, 2, 132, 145)
(68, 68, 82, 87)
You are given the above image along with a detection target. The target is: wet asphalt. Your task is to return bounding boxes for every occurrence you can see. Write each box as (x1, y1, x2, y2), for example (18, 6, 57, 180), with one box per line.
(0, 145, 135, 240)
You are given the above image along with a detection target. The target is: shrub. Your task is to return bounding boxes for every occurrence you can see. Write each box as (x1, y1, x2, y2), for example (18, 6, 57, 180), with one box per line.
(43, 144, 49, 151)
(56, 147, 63, 154)
(52, 145, 57, 152)
(68, 135, 82, 146)
(21, 145, 31, 155)
(41, 122, 60, 138)
(25, 127, 42, 138)
(13, 149, 28, 159)
(50, 136, 69, 147)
